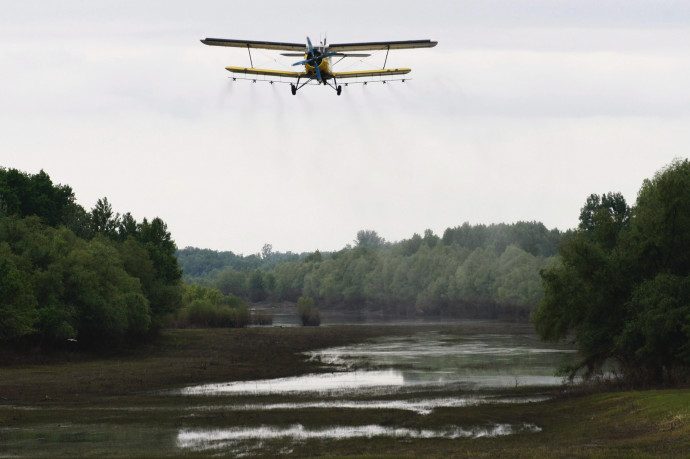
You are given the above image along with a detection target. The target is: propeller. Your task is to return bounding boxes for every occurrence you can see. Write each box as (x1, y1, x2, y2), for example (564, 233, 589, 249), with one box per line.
(291, 36, 336, 82)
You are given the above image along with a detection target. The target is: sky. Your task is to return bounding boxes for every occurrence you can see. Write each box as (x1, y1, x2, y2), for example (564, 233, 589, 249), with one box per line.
(3, 1, 690, 255)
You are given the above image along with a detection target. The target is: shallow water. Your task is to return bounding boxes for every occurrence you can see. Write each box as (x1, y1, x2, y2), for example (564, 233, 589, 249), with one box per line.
(192, 395, 551, 415)
(176, 422, 543, 453)
(172, 326, 573, 453)
(181, 330, 575, 397)
(3, 322, 575, 456)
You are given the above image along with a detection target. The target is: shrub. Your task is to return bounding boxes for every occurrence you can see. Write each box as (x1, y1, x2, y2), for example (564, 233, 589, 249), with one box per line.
(297, 296, 321, 326)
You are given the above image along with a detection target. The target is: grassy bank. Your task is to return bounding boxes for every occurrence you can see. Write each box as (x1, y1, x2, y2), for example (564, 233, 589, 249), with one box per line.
(1, 326, 689, 457)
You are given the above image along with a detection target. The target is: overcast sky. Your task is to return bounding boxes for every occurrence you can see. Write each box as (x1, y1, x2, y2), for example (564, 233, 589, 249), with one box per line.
(3, 1, 690, 254)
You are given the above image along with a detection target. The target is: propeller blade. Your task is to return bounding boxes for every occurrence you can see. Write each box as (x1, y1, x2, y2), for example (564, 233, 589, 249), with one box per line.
(306, 36, 314, 56)
(314, 61, 322, 82)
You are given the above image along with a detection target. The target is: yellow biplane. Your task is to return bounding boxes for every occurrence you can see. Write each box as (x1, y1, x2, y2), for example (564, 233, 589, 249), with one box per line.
(201, 36, 437, 95)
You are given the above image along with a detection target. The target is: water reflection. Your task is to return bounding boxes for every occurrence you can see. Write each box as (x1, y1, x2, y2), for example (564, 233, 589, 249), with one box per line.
(180, 331, 574, 396)
(181, 370, 403, 395)
(177, 422, 543, 452)
(193, 395, 550, 415)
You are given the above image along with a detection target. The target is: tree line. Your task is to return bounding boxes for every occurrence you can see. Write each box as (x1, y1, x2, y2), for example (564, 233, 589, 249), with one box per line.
(178, 223, 565, 320)
(0, 168, 182, 347)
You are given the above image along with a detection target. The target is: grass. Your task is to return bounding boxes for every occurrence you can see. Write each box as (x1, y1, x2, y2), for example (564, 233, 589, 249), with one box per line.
(1, 326, 689, 457)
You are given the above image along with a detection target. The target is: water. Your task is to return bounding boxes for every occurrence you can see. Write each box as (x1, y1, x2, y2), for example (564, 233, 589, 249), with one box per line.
(2, 322, 576, 456)
(181, 330, 574, 396)
(177, 423, 543, 455)
(173, 325, 575, 454)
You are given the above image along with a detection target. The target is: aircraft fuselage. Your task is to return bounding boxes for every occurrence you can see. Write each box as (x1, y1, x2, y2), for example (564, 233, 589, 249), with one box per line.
(303, 47, 332, 82)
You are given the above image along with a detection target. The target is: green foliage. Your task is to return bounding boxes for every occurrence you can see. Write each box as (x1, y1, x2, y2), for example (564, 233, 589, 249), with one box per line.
(248, 269, 267, 302)
(216, 268, 248, 297)
(176, 284, 249, 328)
(0, 168, 76, 227)
(355, 229, 386, 248)
(297, 296, 321, 326)
(91, 197, 119, 238)
(0, 217, 155, 346)
(176, 246, 302, 281)
(534, 159, 690, 384)
(442, 221, 562, 257)
(0, 244, 38, 340)
(183, 224, 559, 322)
(0, 168, 182, 348)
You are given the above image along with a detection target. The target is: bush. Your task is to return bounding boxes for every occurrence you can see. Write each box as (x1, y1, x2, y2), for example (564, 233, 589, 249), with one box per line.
(297, 296, 321, 326)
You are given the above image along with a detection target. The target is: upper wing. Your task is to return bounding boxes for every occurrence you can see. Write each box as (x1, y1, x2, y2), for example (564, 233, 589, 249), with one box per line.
(225, 66, 305, 79)
(331, 68, 411, 79)
(201, 38, 305, 52)
(328, 40, 437, 52)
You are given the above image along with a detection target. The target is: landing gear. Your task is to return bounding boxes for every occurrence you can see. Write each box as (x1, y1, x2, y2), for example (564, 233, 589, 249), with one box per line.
(337, 85, 342, 96)
(291, 84, 297, 95)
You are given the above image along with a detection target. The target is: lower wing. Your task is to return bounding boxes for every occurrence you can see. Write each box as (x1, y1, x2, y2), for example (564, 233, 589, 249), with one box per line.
(225, 67, 306, 79)
(331, 68, 411, 79)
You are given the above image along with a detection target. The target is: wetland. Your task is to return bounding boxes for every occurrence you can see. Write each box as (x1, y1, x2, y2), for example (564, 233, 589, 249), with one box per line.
(1, 322, 688, 457)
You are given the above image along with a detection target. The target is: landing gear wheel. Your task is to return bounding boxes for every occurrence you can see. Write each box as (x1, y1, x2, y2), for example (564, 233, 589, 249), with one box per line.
(337, 85, 342, 96)
(291, 84, 297, 95)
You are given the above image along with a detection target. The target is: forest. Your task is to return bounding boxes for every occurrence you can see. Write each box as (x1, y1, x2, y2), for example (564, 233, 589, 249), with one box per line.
(177, 223, 565, 320)
(0, 168, 182, 347)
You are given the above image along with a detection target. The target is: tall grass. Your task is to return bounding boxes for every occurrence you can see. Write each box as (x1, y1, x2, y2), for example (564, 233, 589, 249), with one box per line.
(250, 311, 274, 326)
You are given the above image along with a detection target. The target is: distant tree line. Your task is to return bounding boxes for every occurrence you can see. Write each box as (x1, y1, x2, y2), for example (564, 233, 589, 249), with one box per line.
(534, 159, 690, 385)
(0, 168, 182, 348)
(178, 223, 565, 320)
(177, 244, 303, 281)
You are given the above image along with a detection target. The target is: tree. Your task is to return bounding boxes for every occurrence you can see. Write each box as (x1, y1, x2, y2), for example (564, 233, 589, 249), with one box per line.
(0, 245, 38, 341)
(578, 192, 629, 250)
(355, 230, 385, 248)
(423, 229, 440, 249)
(261, 243, 274, 260)
(216, 268, 248, 297)
(118, 212, 138, 240)
(248, 269, 267, 302)
(91, 197, 120, 238)
(0, 168, 75, 227)
(534, 159, 690, 383)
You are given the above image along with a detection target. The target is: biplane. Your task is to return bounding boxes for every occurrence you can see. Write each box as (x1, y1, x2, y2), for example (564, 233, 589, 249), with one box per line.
(200, 36, 437, 95)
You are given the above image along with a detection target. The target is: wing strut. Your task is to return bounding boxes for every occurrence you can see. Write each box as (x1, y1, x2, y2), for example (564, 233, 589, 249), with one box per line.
(246, 44, 254, 67)
(383, 46, 390, 69)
